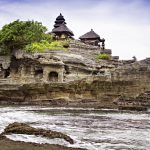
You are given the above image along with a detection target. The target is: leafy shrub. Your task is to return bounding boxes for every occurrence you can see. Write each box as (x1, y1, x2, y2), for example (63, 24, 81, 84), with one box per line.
(0, 20, 47, 54)
(25, 40, 69, 53)
(42, 33, 54, 43)
(96, 53, 110, 60)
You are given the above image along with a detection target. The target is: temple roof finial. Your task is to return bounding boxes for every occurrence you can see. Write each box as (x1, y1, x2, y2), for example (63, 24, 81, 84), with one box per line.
(53, 13, 66, 28)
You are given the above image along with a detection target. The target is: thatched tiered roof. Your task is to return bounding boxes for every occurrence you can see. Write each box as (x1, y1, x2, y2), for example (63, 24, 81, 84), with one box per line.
(79, 29, 100, 40)
(52, 13, 74, 38)
(54, 13, 66, 28)
(52, 23, 74, 36)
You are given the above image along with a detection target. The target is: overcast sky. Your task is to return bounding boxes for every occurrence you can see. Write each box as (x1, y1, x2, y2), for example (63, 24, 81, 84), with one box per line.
(0, 0, 150, 60)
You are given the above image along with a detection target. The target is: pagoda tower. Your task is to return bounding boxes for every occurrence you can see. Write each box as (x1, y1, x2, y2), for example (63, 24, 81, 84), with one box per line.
(52, 13, 74, 40)
(54, 13, 66, 28)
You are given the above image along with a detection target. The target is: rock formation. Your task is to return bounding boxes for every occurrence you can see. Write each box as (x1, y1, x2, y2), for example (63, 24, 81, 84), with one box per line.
(1, 122, 74, 144)
(0, 41, 150, 111)
(0, 135, 85, 150)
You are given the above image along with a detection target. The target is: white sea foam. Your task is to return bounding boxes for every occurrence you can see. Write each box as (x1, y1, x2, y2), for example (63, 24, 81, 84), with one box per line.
(0, 106, 150, 150)
(6, 134, 70, 145)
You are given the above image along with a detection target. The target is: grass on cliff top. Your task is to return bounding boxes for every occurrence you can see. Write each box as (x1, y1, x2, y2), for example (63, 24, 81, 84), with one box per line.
(25, 40, 69, 53)
(96, 53, 110, 60)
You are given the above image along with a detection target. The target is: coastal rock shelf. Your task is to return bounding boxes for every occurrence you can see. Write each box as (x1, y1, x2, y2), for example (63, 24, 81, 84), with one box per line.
(0, 46, 150, 111)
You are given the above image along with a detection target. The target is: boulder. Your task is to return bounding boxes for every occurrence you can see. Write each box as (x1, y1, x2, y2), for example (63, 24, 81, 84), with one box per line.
(2, 122, 74, 144)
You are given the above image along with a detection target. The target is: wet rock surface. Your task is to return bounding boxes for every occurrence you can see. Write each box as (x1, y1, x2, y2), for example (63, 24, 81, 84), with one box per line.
(1, 122, 74, 144)
(0, 135, 86, 150)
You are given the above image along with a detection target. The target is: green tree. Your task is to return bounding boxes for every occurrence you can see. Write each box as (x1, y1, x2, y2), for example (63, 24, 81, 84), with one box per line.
(0, 20, 47, 54)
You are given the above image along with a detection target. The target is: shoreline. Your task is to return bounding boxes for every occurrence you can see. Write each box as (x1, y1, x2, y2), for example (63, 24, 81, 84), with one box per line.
(0, 105, 149, 150)
(0, 136, 86, 150)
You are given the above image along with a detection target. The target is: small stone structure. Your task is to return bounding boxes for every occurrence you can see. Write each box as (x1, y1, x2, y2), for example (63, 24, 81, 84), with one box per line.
(43, 64, 64, 82)
(15, 63, 64, 83)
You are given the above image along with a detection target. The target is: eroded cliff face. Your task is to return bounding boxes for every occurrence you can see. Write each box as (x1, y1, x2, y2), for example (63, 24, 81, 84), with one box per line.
(111, 58, 150, 110)
(0, 45, 150, 110)
(0, 73, 150, 109)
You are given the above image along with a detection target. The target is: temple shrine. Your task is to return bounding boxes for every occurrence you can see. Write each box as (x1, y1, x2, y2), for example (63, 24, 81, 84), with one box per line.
(52, 13, 74, 40)
(79, 29, 105, 49)
(52, 13, 105, 49)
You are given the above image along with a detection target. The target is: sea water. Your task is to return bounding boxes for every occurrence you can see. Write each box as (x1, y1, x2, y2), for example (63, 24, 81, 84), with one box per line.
(0, 106, 150, 150)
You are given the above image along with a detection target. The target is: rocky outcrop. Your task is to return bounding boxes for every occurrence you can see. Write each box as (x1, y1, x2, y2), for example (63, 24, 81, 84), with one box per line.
(0, 47, 117, 84)
(0, 135, 86, 150)
(1, 122, 74, 144)
(0, 45, 150, 110)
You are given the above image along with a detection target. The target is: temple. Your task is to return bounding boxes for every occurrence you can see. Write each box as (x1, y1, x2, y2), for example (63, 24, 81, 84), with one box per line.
(52, 13, 74, 40)
(1, 13, 149, 111)
(79, 29, 105, 49)
(52, 13, 105, 49)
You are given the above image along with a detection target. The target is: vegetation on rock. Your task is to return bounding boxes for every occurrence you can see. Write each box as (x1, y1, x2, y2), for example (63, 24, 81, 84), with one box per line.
(0, 20, 47, 55)
(0, 20, 70, 55)
(25, 40, 69, 53)
(96, 53, 110, 60)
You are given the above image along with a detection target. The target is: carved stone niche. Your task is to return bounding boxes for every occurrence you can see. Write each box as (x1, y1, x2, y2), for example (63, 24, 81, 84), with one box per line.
(48, 71, 58, 82)
(34, 66, 43, 79)
(43, 65, 64, 83)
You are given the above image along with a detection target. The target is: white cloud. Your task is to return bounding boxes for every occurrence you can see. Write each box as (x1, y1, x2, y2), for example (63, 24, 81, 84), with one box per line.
(0, 0, 150, 60)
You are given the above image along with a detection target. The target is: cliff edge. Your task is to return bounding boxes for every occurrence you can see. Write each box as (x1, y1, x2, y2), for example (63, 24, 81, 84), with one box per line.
(0, 43, 150, 110)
